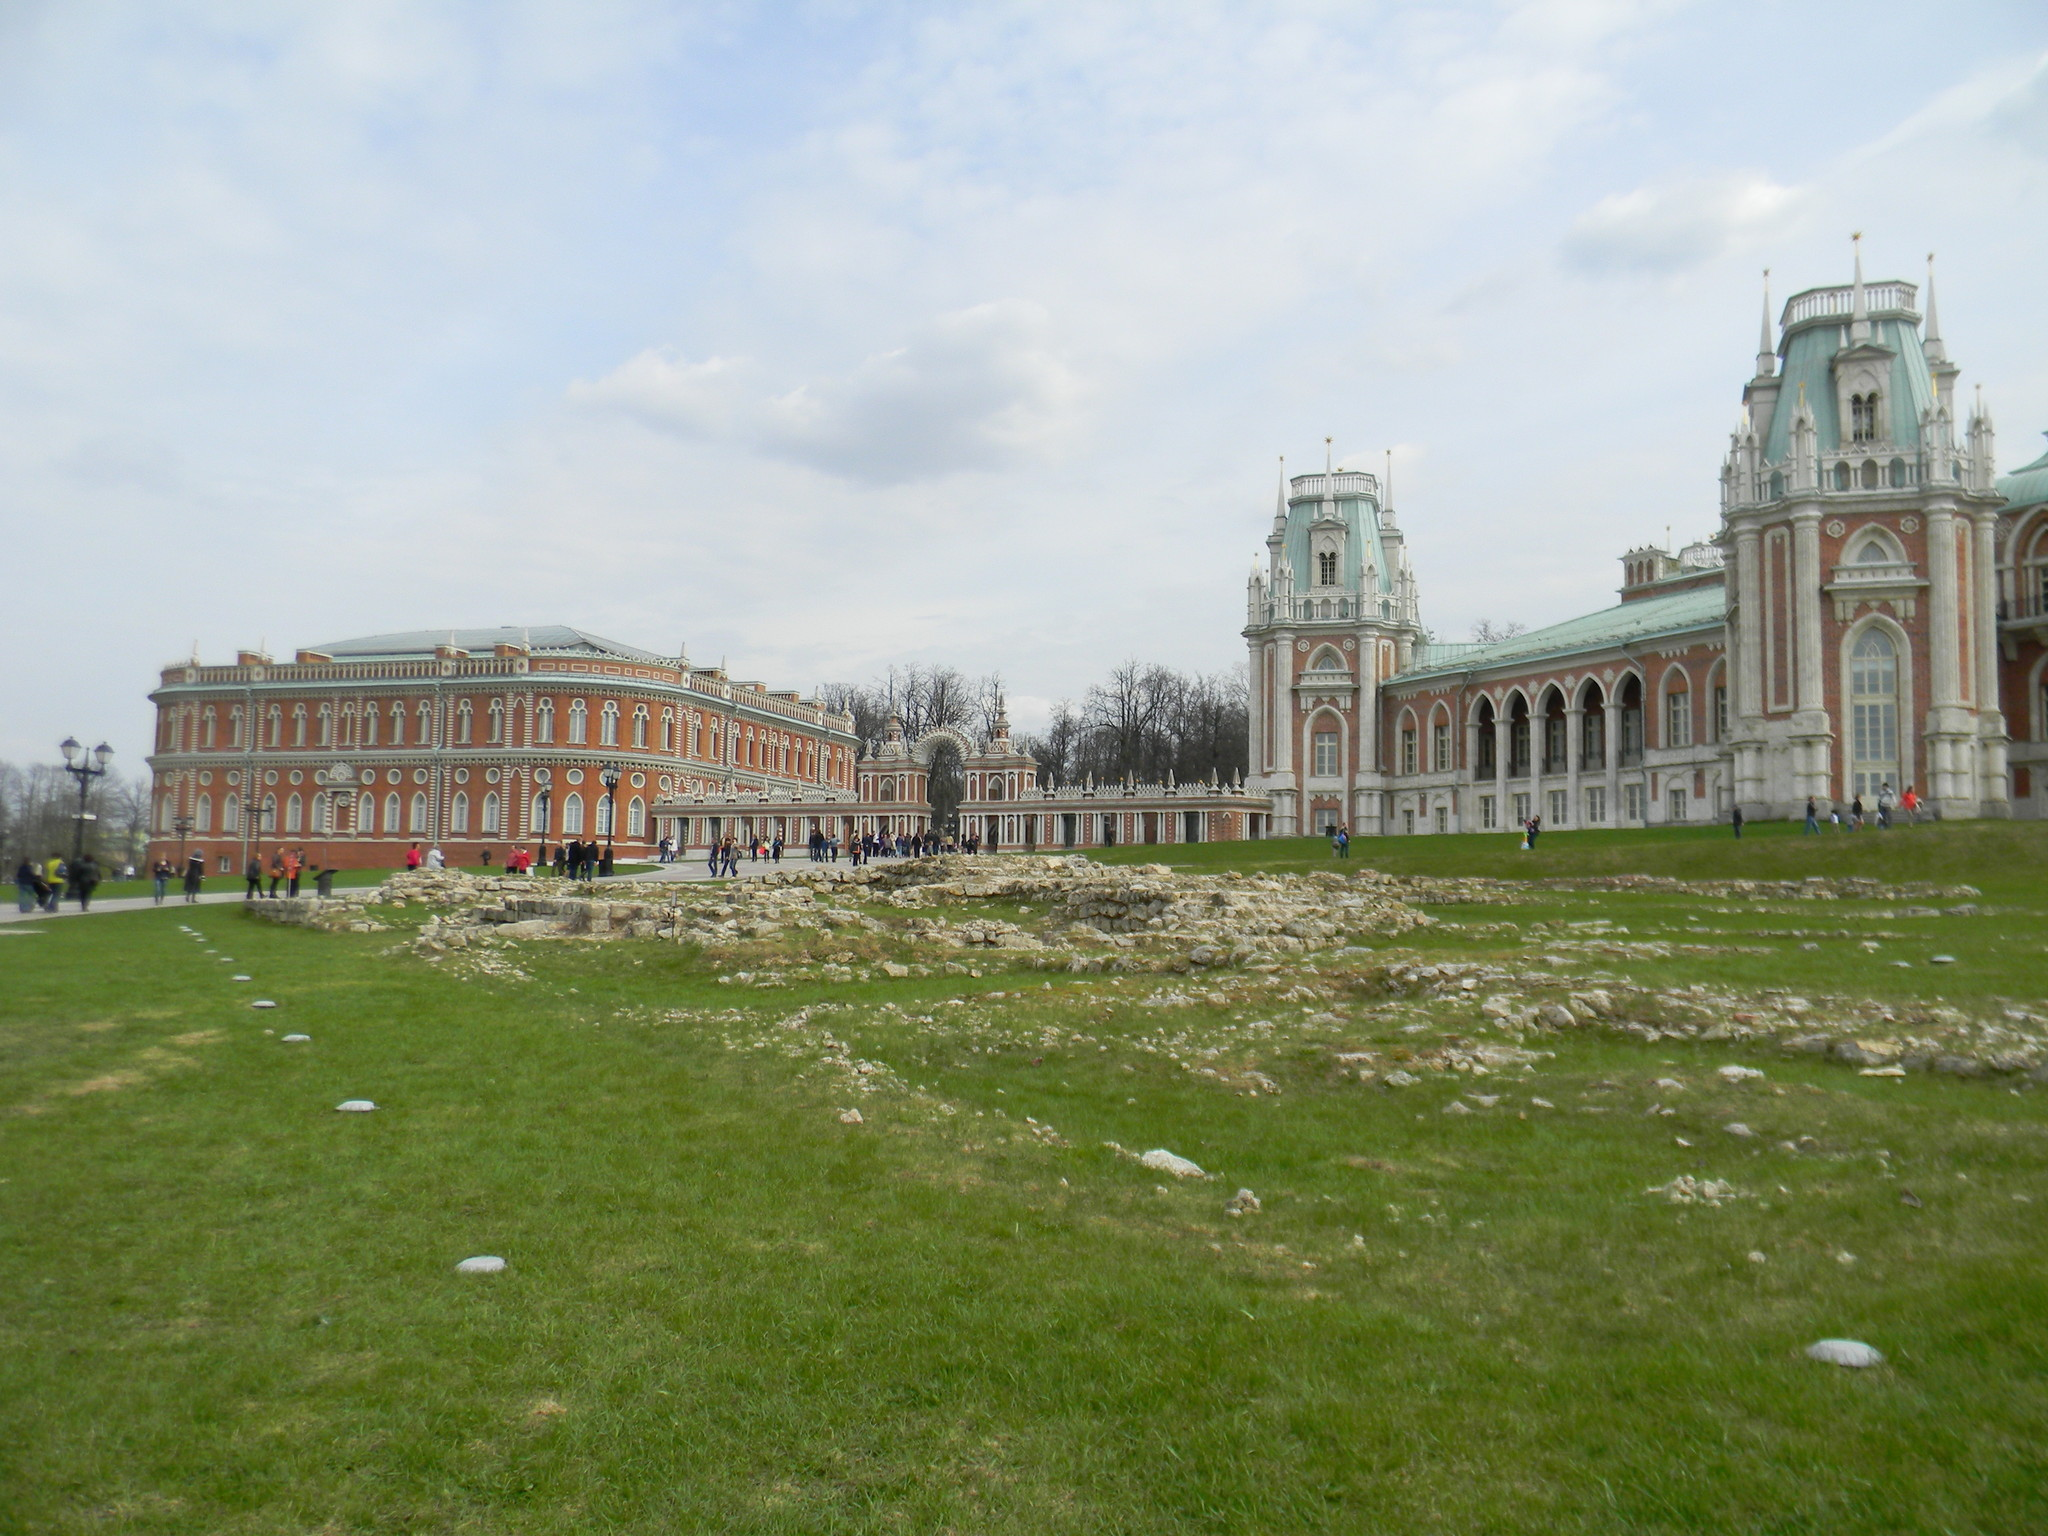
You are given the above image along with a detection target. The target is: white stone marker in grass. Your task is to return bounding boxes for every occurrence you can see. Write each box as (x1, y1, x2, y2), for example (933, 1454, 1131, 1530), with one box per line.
(335, 1100, 377, 1112)
(282, 1034, 310, 1043)
(1139, 1148, 1207, 1178)
(1806, 1339, 1883, 1368)
(456, 1255, 507, 1274)
(231, 975, 252, 982)
(251, 1000, 277, 1009)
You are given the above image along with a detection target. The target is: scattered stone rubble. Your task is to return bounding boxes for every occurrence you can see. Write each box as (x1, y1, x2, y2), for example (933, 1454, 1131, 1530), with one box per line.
(240, 860, 2045, 1084)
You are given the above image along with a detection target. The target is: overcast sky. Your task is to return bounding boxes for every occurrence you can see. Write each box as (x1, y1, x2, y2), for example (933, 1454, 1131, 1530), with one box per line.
(5, 1, 2047, 768)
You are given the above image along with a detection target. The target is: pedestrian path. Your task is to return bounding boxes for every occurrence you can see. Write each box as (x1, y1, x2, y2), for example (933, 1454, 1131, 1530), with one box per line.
(1, 891, 256, 924)
(0, 857, 859, 924)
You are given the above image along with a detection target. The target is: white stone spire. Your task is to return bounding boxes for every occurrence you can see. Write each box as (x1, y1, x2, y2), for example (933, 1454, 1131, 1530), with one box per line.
(1922, 251, 1948, 365)
(1849, 233, 1870, 346)
(1270, 457, 1287, 538)
(1755, 268, 1776, 377)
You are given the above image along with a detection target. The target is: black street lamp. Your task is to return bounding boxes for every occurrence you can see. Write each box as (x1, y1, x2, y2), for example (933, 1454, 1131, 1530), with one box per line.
(59, 737, 113, 866)
(533, 786, 552, 872)
(599, 761, 622, 876)
(171, 813, 195, 869)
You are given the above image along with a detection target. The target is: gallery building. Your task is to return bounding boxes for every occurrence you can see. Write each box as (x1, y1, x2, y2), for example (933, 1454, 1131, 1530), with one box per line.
(144, 627, 863, 872)
(144, 628, 1269, 874)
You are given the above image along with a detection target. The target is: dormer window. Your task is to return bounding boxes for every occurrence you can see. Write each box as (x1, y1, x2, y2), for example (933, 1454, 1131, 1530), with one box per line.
(1849, 392, 1880, 444)
(1317, 551, 1338, 586)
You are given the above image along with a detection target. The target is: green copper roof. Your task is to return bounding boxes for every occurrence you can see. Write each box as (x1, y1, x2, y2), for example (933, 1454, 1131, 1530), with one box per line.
(313, 625, 668, 662)
(1397, 582, 1727, 688)
(1761, 314, 1938, 462)
(1997, 435, 2048, 510)
(1280, 489, 1390, 597)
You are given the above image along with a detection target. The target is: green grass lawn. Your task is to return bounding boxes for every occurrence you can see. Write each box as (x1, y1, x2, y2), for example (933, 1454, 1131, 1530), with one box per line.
(3, 828, 2045, 1533)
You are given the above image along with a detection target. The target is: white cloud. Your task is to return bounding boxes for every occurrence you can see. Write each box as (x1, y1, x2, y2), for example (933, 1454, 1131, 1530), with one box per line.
(1563, 172, 1802, 273)
(573, 299, 1085, 483)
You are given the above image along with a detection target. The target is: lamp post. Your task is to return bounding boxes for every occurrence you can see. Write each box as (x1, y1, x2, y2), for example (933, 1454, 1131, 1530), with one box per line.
(59, 737, 113, 866)
(171, 813, 195, 871)
(533, 786, 552, 873)
(599, 762, 621, 876)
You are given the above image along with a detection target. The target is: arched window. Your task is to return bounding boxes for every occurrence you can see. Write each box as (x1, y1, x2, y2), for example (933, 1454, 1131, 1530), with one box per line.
(1850, 392, 1880, 444)
(318, 706, 333, 747)
(482, 791, 501, 833)
(562, 794, 585, 835)
(363, 704, 379, 746)
(384, 793, 400, 832)
(1664, 679, 1692, 748)
(536, 700, 555, 744)
(286, 794, 304, 833)
(595, 794, 613, 836)
(1540, 688, 1567, 772)
(1833, 461, 1852, 491)
(456, 701, 473, 744)
(632, 706, 649, 748)
(488, 699, 505, 743)
(408, 792, 428, 833)
(389, 702, 405, 745)
(1317, 551, 1339, 585)
(1315, 714, 1344, 777)
(415, 701, 433, 744)
(292, 705, 307, 747)
(627, 797, 646, 837)
(359, 792, 375, 832)
(223, 792, 240, 834)
(1849, 629, 1900, 798)
(1860, 458, 1881, 489)
(158, 795, 174, 832)
(450, 792, 469, 833)
(267, 706, 282, 749)
(195, 794, 212, 832)
(311, 792, 329, 834)
(1889, 458, 1908, 487)
(879, 779, 897, 802)
(568, 700, 588, 744)
(1508, 695, 1531, 776)
(202, 709, 217, 748)
(660, 711, 674, 752)
(599, 701, 619, 746)
(262, 795, 278, 835)
(1854, 538, 1891, 565)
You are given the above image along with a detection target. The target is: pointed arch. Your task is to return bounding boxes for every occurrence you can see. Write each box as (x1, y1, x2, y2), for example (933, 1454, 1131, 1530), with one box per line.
(1844, 522, 1908, 569)
(1305, 706, 1347, 781)
(1841, 614, 1914, 799)
(1658, 662, 1694, 748)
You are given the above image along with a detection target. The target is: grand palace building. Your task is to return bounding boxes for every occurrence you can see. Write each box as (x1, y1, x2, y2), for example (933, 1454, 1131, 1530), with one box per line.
(1248, 252, 2048, 836)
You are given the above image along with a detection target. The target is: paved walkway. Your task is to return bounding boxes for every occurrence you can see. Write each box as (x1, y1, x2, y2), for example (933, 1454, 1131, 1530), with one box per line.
(0, 856, 900, 925)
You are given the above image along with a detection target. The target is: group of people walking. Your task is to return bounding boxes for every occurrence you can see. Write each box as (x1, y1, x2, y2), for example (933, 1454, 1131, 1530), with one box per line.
(13, 852, 102, 912)
(1802, 782, 1919, 833)
(241, 847, 315, 899)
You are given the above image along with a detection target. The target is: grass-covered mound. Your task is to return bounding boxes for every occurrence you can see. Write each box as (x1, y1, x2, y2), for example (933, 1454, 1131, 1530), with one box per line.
(3, 825, 2045, 1534)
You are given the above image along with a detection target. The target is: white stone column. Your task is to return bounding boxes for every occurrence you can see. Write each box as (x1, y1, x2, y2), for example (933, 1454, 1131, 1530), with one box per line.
(1603, 687, 1619, 817)
(1565, 704, 1583, 827)
(1732, 524, 1767, 810)
(1789, 507, 1830, 813)
(1493, 712, 1509, 829)
(1247, 639, 1264, 777)
(1974, 509, 2011, 812)
(1925, 504, 1967, 808)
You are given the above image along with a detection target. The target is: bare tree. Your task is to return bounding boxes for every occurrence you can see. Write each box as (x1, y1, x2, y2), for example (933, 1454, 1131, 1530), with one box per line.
(1471, 619, 1528, 643)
